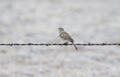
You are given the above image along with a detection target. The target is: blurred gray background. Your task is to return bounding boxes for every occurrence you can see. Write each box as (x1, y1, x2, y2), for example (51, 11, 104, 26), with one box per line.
(0, 0, 120, 77)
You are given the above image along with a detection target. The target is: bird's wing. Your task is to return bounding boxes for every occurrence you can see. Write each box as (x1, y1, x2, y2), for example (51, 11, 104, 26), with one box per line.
(60, 32, 74, 42)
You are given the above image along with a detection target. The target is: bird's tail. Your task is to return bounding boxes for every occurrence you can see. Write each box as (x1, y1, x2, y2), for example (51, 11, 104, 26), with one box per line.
(72, 42, 78, 50)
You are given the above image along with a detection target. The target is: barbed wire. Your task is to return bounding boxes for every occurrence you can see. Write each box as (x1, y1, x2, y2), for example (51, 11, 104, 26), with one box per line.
(0, 43, 120, 46)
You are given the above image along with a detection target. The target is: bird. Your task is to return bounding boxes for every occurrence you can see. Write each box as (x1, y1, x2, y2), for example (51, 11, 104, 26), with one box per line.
(58, 27, 78, 50)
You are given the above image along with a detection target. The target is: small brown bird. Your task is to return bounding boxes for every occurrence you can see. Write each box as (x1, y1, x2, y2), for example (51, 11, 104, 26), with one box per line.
(58, 27, 78, 50)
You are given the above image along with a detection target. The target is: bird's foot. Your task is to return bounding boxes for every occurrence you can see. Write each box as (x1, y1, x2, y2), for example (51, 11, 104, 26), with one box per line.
(63, 42, 68, 46)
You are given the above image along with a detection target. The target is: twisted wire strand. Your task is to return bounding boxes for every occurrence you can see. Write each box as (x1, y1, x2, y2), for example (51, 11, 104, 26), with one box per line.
(0, 43, 120, 46)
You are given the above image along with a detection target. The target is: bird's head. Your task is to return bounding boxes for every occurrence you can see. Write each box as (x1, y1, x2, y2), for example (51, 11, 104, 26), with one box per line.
(58, 27, 64, 32)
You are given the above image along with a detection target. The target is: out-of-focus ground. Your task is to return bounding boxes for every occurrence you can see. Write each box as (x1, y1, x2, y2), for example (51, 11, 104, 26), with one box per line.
(0, 0, 120, 77)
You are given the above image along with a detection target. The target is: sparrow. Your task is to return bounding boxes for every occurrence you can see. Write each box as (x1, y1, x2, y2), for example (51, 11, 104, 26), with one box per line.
(58, 27, 78, 50)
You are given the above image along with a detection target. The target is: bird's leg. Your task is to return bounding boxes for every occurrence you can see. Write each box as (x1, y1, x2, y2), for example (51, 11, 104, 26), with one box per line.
(63, 42, 68, 45)
(63, 40, 68, 46)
